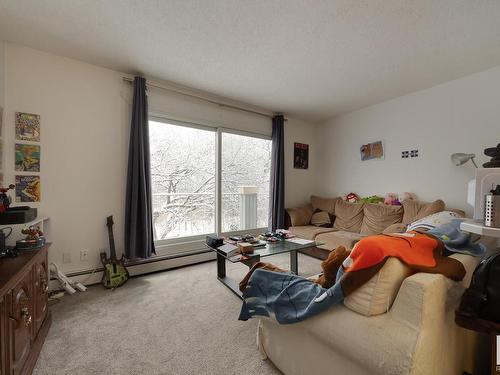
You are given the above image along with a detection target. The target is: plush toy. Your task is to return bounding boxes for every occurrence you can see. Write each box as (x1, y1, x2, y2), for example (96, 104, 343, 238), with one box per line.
(312, 246, 350, 288)
(345, 192, 359, 203)
(359, 195, 384, 204)
(384, 192, 401, 205)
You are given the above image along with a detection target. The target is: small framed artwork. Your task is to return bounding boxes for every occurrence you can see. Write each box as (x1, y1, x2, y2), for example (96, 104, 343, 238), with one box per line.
(15, 112, 40, 142)
(15, 175, 41, 202)
(360, 141, 384, 161)
(15, 144, 41, 172)
(294, 142, 309, 169)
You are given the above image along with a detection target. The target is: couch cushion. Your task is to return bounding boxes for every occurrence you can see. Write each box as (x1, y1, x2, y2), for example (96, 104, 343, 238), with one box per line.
(360, 203, 404, 235)
(344, 257, 413, 316)
(316, 230, 366, 251)
(402, 199, 445, 225)
(333, 200, 365, 233)
(310, 210, 334, 227)
(289, 225, 336, 240)
(310, 195, 340, 214)
(286, 204, 314, 226)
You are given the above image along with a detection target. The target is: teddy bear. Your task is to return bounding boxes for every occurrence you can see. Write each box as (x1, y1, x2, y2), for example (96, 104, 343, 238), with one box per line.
(311, 246, 350, 288)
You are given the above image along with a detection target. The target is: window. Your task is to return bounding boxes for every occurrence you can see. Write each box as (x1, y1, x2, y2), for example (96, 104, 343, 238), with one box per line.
(149, 120, 216, 240)
(149, 118, 271, 243)
(221, 132, 271, 232)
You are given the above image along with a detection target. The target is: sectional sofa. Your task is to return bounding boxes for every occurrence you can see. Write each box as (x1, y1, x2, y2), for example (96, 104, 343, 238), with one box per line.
(256, 195, 485, 375)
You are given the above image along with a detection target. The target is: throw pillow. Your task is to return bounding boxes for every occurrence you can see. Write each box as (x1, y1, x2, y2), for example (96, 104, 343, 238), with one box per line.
(360, 203, 404, 235)
(286, 205, 314, 226)
(333, 200, 365, 233)
(402, 199, 445, 225)
(406, 210, 464, 232)
(310, 209, 335, 227)
(310, 195, 340, 214)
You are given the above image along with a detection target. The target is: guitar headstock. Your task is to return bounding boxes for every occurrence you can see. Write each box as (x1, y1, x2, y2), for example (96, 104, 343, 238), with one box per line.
(106, 216, 114, 228)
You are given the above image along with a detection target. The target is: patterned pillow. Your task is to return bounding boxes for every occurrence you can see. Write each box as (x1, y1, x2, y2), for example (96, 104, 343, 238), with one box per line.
(407, 210, 464, 232)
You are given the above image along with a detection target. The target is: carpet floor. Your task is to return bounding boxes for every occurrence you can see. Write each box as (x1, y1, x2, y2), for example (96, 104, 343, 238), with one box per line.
(34, 253, 322, 375)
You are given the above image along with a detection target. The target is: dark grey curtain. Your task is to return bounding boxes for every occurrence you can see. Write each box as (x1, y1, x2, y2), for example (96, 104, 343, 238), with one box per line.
(269, 115, 285, 231)
(125, 77, 155, 259)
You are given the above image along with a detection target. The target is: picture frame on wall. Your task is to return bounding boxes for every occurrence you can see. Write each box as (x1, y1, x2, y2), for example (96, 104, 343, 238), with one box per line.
(15, 144, 41, 172)
(15, 175, 41, 202)
(294, 142, 309, 169)
(15, 112, 40, 142)
(360, 140, 384, 161)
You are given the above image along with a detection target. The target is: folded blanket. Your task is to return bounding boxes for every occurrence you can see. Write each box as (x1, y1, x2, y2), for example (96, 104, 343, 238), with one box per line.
(239, 223, 481, 324)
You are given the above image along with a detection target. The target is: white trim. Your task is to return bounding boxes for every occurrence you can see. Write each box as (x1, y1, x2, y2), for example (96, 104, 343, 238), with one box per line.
(49, 251, 216, 290)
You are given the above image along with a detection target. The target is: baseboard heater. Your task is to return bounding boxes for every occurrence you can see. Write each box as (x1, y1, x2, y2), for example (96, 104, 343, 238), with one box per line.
(49, 249, 215, 291)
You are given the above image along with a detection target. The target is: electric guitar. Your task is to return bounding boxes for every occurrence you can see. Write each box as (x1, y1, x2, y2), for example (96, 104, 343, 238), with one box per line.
(100, 215, 129, 289)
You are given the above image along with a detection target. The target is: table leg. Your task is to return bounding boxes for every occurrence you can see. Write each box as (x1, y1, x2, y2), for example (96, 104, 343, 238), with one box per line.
(290, 250, 298, 274)
(216, 252, 226, 278)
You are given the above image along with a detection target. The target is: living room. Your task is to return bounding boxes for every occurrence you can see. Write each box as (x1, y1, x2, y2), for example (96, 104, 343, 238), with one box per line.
(0, 1, 499, 374)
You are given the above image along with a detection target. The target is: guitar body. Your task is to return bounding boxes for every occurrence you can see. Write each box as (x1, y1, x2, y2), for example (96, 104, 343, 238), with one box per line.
(101, 216, 129, 289)
(101, 256, 129, 289)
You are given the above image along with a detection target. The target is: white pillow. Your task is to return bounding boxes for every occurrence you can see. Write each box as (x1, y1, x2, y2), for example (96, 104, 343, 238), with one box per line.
(344, 258, 412, 316)
(406, 210, 464, 232)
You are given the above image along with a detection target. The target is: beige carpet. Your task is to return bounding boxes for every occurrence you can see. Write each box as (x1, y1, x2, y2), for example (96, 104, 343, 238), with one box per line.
(34, 253, 322, 375)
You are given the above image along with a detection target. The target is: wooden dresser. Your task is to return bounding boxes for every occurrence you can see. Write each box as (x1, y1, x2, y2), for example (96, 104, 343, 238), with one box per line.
(0, 245, 51, 375)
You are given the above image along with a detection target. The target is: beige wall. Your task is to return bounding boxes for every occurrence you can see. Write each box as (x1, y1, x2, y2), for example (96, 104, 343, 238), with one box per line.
(2, 43, 319, 273)
(317, 65, 500, 216)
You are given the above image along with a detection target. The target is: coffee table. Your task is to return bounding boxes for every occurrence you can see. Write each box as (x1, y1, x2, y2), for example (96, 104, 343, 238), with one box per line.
(208, 239, 323, 298)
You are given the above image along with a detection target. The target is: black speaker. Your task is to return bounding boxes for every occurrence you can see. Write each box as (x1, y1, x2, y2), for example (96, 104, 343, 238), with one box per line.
(206, 235, 223, 249)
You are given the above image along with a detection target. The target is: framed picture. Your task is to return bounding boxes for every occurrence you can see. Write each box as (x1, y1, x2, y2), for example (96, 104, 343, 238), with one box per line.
(294, 142, 309, 169)
(15, 112, 40, 142)
(360, 141, 384, 161)
(15, 144, 41, 172)
(15, 175, 41, 202)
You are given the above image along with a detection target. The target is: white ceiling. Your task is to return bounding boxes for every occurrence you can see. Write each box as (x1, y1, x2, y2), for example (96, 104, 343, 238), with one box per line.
(1, 0, 500, 122)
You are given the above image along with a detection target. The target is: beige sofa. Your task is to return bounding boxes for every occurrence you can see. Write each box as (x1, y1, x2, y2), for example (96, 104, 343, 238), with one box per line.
(286, 195, 449, 253)
(256, 196, 483, 374)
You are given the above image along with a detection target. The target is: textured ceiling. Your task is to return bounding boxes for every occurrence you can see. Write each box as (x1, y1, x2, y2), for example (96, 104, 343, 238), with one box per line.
(1, 0, 500, 122)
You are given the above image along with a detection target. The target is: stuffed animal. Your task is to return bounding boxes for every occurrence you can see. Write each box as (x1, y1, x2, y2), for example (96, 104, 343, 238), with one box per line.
(359, 195, 384, 204)
(312, 246, 350, 288)
(345, 192, 359, 203)
(384, 193, 401, 205)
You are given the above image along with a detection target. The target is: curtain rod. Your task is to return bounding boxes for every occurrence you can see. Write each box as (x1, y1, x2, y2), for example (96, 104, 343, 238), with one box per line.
(122, 77, 287, 121)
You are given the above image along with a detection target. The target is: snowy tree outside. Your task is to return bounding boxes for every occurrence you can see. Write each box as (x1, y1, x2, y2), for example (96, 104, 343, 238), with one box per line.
(149, 120, 271, 240)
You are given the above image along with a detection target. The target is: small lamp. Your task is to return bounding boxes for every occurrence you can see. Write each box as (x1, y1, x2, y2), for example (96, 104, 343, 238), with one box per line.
(451, 153, 478, 168)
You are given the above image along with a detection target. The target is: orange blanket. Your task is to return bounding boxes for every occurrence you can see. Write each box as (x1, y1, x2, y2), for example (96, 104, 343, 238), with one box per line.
(341, 232, 466, 296)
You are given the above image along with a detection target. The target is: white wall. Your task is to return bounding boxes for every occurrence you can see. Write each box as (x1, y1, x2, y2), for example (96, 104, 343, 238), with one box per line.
(317, 65, 500, 215)
(2, 43, 318, 274)
(0, 40, 5, 131)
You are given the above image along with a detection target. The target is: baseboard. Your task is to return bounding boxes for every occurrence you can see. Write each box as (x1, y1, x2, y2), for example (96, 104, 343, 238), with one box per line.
(49, 251, 216, 291)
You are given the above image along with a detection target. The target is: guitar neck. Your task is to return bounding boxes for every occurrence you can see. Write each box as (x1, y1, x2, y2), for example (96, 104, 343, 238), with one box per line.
(107, 224, 117, 261)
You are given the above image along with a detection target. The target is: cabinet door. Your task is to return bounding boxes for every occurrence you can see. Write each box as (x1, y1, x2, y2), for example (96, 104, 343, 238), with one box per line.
(8, 272, 33, 375)
(33, 252, 48, 335)
(0, 296, 6, 375)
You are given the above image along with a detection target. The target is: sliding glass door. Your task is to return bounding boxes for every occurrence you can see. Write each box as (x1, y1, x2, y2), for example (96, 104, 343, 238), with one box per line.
(149, 118, 271, 254)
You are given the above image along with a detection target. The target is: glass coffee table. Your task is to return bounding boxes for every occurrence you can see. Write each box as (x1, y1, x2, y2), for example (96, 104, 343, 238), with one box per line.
(209, 239, 323, 299)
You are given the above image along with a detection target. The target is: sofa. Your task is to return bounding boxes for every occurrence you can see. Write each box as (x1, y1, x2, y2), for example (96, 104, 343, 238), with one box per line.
(255, 196, 486, 375)
(285, 195, 452, 254)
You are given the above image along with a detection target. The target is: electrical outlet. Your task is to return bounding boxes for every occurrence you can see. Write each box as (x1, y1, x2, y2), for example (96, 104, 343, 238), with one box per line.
(410, 149, 419, 158)
(401, 150, 409, 158)
(80, 249, 89, 261)
(62, 252, 72, 264)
